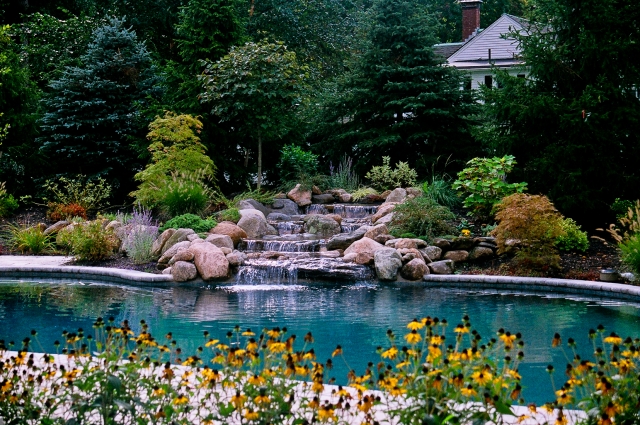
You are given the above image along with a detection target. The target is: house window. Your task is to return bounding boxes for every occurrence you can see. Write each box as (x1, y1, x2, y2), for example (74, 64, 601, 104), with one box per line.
(484, 75, 493, 88)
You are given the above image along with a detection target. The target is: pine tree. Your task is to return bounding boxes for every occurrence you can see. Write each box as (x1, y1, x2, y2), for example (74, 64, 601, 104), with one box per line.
(39, 17, 160, 191)
(314, 0, 479, 174)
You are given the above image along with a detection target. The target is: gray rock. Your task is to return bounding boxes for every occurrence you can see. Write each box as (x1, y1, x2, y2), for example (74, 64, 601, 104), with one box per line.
(44, 221, 70, 236)
(171, 261, 198, 282)
(168, 247, 195, 265)
(428, 259, 455, 274)
(220, 247, 232, 255)
(161, 228, 196, 255)
(398, 248, 425, 263)
(152, 228, 176, 257)
(450, 237, 475, 251)
(400, 258, 429, 281)
(158, 241, 191, 264)
(191, 243, 229, 280)
(443, 250, 469, 262)
(478, 242, 498, 249)
(621, 272, 636, 282)
(375, 212, 394, 226)
(385, 188, 407, 203)
(431, 238, 451, 250)
(187, 233, 200, 241)
(406, 187, 422, 199)
(374, 234, 395, 244)
(190, 238, 206, 246)
(476, 236, 497, 244)
(374, 248, 403, 281)
(237, 199, 271, 217)
(326, 226, 368, 250)
(271, 199, 300, 216)
(312, 194, 335, 204)
(371, 203, 397, 224)
(237, 209, 278, 239)
(337, 193, 352, 203)
(226, 250, 247, 267)
(104, 220, 122, 232)
(420, 246, 442, 262)
(267, 213, 292, 221)
(303, 214, 342, 238)
(395, 238, 418, 249)
(344, 237, 385, 265)
(205, 234, 234, 250)
(162, 267, 172, 275)
(364, 224, 388, 240)
(468, 246, 494, 261)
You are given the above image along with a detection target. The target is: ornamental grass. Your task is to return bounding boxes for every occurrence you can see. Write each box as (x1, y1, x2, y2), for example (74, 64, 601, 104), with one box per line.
(0, 316, 636, 424)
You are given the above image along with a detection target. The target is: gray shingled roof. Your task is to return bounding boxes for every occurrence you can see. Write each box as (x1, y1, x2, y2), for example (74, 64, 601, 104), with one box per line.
(433, 42, 465, 59)
(446, 14, 526, 69)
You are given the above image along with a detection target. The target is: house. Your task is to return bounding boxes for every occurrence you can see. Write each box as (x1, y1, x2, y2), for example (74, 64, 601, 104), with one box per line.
(434, 0, 528, 89)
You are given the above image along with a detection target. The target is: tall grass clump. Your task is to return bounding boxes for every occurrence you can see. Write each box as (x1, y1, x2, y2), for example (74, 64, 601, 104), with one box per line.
(120, 206, 158, 264)
(421, 175, 459, 208)
(4, 223, 54, 254)
(605, 200, 640, 274)
(329, 155, 360, 191)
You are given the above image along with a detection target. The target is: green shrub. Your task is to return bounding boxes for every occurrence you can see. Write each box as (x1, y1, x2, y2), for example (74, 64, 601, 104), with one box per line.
(212, 185, 277, 211)
(277, 144, 319, 184)
(5, 224, 54, 254)
(159, 213, 217, 233)
(452, 155, 528, 219)
(120, 207, 158, 264)
(42, 175, 112, 212)
(555, 218, 589, 252)
(611, 198, 634, 219)
(389, 196, 456, 241)
(350, 187, 378, 202)
(620, 234, 640, 275)
(328, 155, 360, 191)
(216, 207, 241, 223)
(160, 173, 211, 217)
(67, 221, 119, 262)
(493, 193, 564, 271)
(0, 193, 18, 218)
(421, 176, 459, 208)
(365, 156, 418, 190)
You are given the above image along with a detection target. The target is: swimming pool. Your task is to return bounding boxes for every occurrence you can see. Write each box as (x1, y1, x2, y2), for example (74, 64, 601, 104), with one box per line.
(1, 279, 639, 405)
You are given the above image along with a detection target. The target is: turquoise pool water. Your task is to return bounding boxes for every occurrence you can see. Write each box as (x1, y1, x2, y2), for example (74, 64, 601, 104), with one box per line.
(1, 280, 639, 405)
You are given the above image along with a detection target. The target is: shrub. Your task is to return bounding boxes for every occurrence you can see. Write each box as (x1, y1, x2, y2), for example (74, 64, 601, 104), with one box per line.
(4, 224, 54, 254)
(604, 200, 640, 243)
(492, 193, 564, 271)
(66, 221, 119, 261)
(47, 202, 87, 221)
(619, 234, 640, 275)
(211, 185, 276, 211)
(42, 175, 112, 212)
(611, 197, 634, 219)
(555, 218, 589, 252)
(452, 155, 528, 219)
(216, 207, 241, 223)
(389, 196, 456, 241)
(160, 172, 211, 217)
(159, 213, 217, 233)
(328, 155, 360, 191)
(350, 187, 378, 202)
(120, 207, 158, 264)
(0, 182, 19, 217)
(421, 176, 459, 208)
(365, 156, 418, 190)
(277, 144, 319, 184)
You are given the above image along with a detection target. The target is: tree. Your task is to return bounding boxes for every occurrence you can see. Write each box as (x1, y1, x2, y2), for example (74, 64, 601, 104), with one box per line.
(200, 40, 309, 189)
(312, 0, 479, 175)
(39, 17, 161, 193)
(480, 0, 640, 224)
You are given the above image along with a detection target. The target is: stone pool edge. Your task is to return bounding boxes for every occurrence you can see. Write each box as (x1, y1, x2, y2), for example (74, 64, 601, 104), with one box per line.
(0, 265, 174, 286)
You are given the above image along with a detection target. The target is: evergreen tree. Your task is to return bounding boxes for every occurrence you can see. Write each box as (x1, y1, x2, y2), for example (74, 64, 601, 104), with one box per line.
(39, 17, 160, 193)
(313, 0, 479, 174)
(480, 0, 640, 224)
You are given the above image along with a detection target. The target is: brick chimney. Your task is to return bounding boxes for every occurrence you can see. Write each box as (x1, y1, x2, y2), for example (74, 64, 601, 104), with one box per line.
(460, 0, 482, 41)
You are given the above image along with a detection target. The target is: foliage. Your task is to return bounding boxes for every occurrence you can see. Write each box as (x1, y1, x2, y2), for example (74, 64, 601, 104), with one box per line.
(39, 17, 161, 189)
(328, 155, 360, 191)
(159, 213, 217, 233)
(161, 173, 212, 217)
(611, 198, 634, 220)
(350, 187, 378, 202)
(365, 157, 418, 191)
(421, 176, 459, 209)
(604, 200, 640, 244)
(479, 0, 640, 223)
(201, 39, 309, 188)
(216, 207, 241, 223)
(312, 0, 479, 176)
(389, 196, 456, 241)
(211, 185, 277, 211)
(47, 203, 88, 222)
(619, 234, 640, 276)
(4, 223, 54, 254)
(42, 175, 112, 212)
(555, 218, 589, 253)
(452, 155, 528, 219)
(120, 207, 158, 264)
(277, 144, 319, 185)
(66, 221, 119, 262)
(0, 182, 18, 217)
(492, 193, 565, 272)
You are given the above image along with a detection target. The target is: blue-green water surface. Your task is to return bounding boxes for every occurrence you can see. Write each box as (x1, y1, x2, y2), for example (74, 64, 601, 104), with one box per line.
(1, 280, 639, 405)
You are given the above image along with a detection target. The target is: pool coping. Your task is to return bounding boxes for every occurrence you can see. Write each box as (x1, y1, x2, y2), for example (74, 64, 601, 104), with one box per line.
(0, 265, 175, 286)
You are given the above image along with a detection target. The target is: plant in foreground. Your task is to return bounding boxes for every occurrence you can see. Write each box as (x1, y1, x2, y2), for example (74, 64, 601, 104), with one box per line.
(4, 223, 54, 254)
(66, 220, 119, 261)
(120, 206, 158, 264)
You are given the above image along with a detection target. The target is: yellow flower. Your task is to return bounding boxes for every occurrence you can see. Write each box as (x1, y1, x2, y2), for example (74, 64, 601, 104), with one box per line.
(242, 329, 255, 336)
(461, 385, 477, 397)
(500, 333, 517, 349)
(603, 333, 622, 345)
(266, 328, 281, 338)
(407, 319, 425, 331)
(428, 344, 442, 359)
(396, 361, 410, 369)
(604, 401, 620, 418)
(231, 392, 247, 409)
(268, 342, 286, 353)
(454, 324, 469, 334)
(248, 375, 266, 386)
(152, 387, 165, 397)
(172, 395, 189, 405)
(404, 330, 422, 344)
(471, 371, 493, 386)
(430, 335, 444, 345)
(254, 394, 270, 405)
(318, 405, 336, 422)
(243, 409, 260, 421)
(205, 338, 219, 347)
(390, 386, 406, 396)
(381, 346, 398, 359)
(461, 229, 471, 237)
(506, 369, 521, 380)
(312, 381, 325, 393)
(332, 345, 343, 357)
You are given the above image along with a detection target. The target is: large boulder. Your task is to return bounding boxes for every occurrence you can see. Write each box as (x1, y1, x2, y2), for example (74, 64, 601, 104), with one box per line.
(372, 203, 397, 224)
(205, 234, 234, 250)
(161, 228, 195, 255)
(191, 243, 230, 280)
(237, 210, 278, 239)
(312, 194, 335, 204)
(428, 259, 455, 274)
(375, 212, 394, 226)
(420, 246, 443, 262)
(287, 184, 312, 207)
(394, 238, 418, 250)
(443, 250, 469, 263)
(152, 228, 176, 257)
(168, 247, 195, 265)
(210, 221, 247, 246)
(267, 212, 292, 222)
(400, 258, 429, 281)
(364, 224, 388, 241)
(326, 226, 368, 250)
(271, 198, 301, 216)
(226, 250, 247, 267)
(171, 261, 198, 282)
(468, 246, 494, 261)
(44, 221, 70, 236)
(237, 199, 271, 217)
(159, 241, 191, 264)
(385, 188, 407, 203)
(303, 215, 341, 238)
(374, 248, 403, 281)
(344, 237, 385, 265)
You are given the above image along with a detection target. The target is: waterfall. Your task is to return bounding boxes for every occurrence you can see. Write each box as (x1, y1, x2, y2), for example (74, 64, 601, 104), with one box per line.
(272, 221, 304, 235)
(306, 204, 328, 215)
(333, 205, 378, 219)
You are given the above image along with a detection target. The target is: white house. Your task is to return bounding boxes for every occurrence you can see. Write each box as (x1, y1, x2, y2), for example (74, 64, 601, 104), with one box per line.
(434, 0, 528, 89)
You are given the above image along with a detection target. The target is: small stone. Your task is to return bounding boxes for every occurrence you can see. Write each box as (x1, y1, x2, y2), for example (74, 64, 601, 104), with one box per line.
(364, 224, 388, 240)
(468, 246, 494, 261)
(220, 247, 232, 255)
(338, 193, 352, 203)
(374, 234, 395, 244)
(210, 221, 247, 246)
(371, 203, 397, 224)
(168, 247, 194, 265)
(162, 267, 172, 275)
(478, 242, 498, 249)
(385, 188, 407, 203)
(44, 221, 70, 236)
(325, 214, 342, 225)
(158, 241, 191, 264)
(171, 261, 198, 282)
(226, 250, 247, 267)
(450, 237, 475, 251)
(395, 238, 418, 250)
(431, 238, 451, 250)
(443, 250, 469, 262)
(161, 228, 196, 255)
(187, 233, 200, 241)
(342, 253, 357, 263)
(312, 194, 335, 204)
(267, 213, 292, 221)
(420, 246, 442, 262)
(428, 260, 455, 274)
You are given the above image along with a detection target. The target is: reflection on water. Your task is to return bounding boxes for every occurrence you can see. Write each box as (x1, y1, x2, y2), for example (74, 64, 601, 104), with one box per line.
(1, 280, 639, 405)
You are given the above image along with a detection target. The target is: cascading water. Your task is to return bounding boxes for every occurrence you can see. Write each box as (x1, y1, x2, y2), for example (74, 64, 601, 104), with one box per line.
(236, 258, 374, 284)
(306, 204, 328, 215)
(240, 239, 324, 253)
(272, 221, 304, 235)
(340, 223, 363, 233)
(333, 205, 378, 219)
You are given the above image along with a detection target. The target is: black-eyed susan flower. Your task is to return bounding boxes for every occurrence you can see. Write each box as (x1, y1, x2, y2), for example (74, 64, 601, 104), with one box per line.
(461, 385, 477, 397)
(454, 324, 469, 334)
(243, 409, 259, 421)
(471, 371, 492, 386)
(381, 346, 398, 359)
(407, 319, 424, 331)
(552, 333, 561, 347)
(248, 374, 265, 386)
(318, 404, 336, 422)
(404, 330, 421, 344)
(172, 394, 189, 405)
(604, 333, 622, 345)
(242, 329, 255, 336)
(332, 345, 343, 357)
